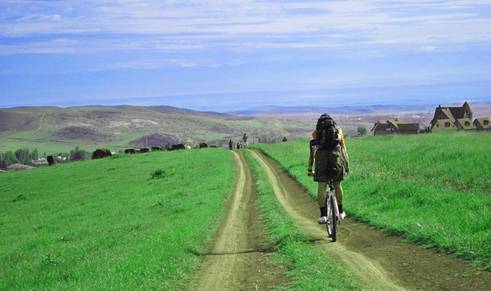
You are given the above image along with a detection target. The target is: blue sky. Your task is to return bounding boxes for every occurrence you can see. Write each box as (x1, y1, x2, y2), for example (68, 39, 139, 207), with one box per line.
(1, 0, 491, 111)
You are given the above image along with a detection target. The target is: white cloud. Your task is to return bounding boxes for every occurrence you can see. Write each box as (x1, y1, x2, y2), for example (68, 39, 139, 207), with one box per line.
(0, 0, 490, 54)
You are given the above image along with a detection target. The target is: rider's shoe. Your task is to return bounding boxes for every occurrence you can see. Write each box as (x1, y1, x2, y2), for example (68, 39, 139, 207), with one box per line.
(317, 216, 328, 224)
(339, 212, 346, 220)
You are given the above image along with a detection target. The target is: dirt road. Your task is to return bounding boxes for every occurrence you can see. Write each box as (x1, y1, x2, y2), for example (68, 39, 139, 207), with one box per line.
(187, 151, 283, 290)
(187, 149, 490, 290)
(250, 149, 491, 291)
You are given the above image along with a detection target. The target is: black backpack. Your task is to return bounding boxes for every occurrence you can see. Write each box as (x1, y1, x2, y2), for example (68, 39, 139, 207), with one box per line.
(316, 114, 339, 150)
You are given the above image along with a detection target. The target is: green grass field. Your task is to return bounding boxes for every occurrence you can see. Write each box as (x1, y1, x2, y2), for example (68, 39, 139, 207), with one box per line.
(253, 132, 491, 269)
(245, 152, 359, 290)
(0, 149, 235, 289)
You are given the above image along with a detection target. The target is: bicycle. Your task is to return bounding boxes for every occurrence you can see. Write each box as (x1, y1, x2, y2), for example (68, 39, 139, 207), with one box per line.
(325, 180, 340, 242)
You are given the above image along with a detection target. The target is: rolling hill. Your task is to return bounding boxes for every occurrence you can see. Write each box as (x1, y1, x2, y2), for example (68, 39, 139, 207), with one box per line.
(2, 102, 490, 154)
(0, 105, 313, 153)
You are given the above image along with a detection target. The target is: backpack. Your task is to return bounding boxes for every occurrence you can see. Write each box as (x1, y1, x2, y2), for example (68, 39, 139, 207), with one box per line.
(315, 114, 339, 150)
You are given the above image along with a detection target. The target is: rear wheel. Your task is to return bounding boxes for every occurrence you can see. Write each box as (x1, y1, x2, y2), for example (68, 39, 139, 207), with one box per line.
(326, 196, 337, 242)
(326, 195, 337, 242)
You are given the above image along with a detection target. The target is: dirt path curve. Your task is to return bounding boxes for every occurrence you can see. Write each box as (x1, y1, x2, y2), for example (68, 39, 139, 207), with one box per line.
(250, 149, 491, 291)
(187, 151, 282, 291)
(36, 112, 46, 132)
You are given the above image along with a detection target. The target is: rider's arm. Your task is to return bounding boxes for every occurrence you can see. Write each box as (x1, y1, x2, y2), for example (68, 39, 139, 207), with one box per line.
(308, 140, 316, 175)
(339, 132, 350, 172)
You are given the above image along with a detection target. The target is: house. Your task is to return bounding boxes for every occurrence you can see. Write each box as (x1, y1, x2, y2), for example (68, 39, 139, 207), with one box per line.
(430, 102, 475, 131)
(474, 117, 491, 130)
(371, 118, 419, 135)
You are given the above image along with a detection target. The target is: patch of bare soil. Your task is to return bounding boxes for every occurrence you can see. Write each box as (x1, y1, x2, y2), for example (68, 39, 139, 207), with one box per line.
(54, 126, 111, 141)
(186, 151, 286, 291)
(82, 110, 121, 121)
(250, 149, 491, 291)
(129, 133, 179, 148)
(0, 110, 34, 132)
(6, 163, 35, 171)
(208, 124, 235, 134)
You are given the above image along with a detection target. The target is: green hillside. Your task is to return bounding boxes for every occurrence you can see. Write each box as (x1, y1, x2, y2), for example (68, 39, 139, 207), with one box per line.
(253, 132, 491, 269)
(0, 106, 312, 153)
(0, 149, 234, 289)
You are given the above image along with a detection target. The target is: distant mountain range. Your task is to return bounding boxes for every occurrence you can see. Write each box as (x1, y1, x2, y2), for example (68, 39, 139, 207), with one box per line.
(229, 104, 437, 116)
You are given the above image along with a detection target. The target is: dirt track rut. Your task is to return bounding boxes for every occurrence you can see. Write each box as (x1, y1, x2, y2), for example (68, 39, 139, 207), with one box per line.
(187, 151, 282, 290)
(250, 149, 491, 291)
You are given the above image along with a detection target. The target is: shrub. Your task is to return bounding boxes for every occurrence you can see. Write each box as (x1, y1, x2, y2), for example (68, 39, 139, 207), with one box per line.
(70, 147, 90, 161)
(357, 126, 368, 136)
(151, 169, 165, 179)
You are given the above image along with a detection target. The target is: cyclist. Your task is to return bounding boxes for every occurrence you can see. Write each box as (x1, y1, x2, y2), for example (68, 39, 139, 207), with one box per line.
(242, 133, 248, 147)
(307, 114, 349, 224)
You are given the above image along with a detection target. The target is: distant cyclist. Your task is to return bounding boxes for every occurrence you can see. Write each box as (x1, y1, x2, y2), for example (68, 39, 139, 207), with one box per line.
(308, 114, 350, 224)
(242, 133, 248, 147)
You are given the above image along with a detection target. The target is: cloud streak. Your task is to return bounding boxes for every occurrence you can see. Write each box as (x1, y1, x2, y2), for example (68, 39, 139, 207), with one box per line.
(1, 0, 490, 109)
(1, 0, 491, 55)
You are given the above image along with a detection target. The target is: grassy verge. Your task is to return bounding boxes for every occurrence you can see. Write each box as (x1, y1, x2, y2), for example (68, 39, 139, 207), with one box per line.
(252, 132, 491, 269)
(0, 149, 235, 289)
(245, 151, 360, 290)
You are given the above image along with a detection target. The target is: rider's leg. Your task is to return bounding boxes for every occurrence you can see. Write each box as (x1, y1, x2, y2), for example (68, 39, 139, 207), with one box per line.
(334, 181, 344, 214)
(317, 182, 328, 216)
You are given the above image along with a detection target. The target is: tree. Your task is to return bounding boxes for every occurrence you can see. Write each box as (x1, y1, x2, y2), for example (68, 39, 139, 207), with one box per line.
(70, 146, 89, 161)
(31, 149, 39, 161)
(0, 151, 18, 168)
(357, 126, 368, 136)
(0, 152, 5, 168)
(15, 148, 30, 164)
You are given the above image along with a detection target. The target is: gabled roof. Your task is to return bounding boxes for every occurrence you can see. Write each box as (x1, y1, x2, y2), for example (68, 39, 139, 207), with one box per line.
(387, 119, 399, 129)
(431, 102, 472, 126)
(475, 117, 490, 122)
(474, 117, 491, 129)
(371, 121, 396, 132)
(450, 108, 466, 119)
(397, 123, 419, 132)
(455, 118, 475, 130)
(371, 119, 419, 133)
(441, 108, 456, 122)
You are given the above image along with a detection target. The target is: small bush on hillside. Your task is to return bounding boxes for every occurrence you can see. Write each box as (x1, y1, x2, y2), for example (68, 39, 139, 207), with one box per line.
(357, 126, 368, 136)
(151, 169, 165, 179)
(70, 146, 90, 161)
(12, 194, 26, 202)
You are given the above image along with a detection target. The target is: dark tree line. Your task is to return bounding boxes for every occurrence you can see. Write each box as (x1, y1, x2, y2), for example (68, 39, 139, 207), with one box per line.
(0, 148, 38, 168)
(0, 146, 90, 168)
